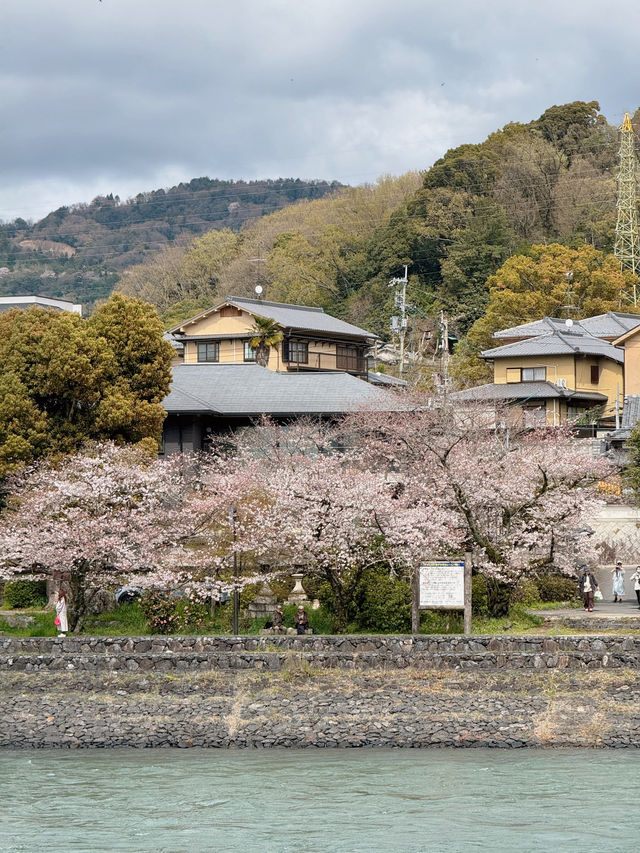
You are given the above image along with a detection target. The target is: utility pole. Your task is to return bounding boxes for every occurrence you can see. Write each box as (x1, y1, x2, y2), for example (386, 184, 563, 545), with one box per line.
(389, 265, 409, 377)
(228, 506, 239, 635)
(614, 113, 640, 305)
(439, 309, 450, 388)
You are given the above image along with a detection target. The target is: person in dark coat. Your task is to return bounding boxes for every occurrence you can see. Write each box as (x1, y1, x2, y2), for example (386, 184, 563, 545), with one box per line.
(295, 605, 310, 634)
(272, 604, 285, 633)
(578, 566, 599, 612)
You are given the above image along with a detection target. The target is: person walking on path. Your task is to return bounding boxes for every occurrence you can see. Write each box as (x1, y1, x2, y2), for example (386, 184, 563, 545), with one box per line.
(631, 566, 640, 610)
(611, 562, 626, 603)
(579, 566, 599, 612)
(55, 590, 68, 636)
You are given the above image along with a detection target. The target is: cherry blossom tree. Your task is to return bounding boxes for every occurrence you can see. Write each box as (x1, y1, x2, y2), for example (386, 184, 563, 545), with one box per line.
(229, 420, 460, 629)
(0, 443, 266, 630)
(343, 400, 613, 615)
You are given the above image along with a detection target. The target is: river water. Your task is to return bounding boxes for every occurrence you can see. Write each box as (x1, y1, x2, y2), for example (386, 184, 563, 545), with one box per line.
(1, 748, 637, 852)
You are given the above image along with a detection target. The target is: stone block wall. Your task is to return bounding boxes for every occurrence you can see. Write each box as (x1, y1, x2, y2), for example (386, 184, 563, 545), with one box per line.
(2, 633, 640, 672)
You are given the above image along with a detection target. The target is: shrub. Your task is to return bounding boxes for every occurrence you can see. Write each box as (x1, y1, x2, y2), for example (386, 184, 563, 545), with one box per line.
(4, 580, 48, 610)
(419, 610, 463, 634)
(471, 574, 488, 616)
(281, 603, 335, 635)
(535, 574, 580, 603)
(140, 592, 209, 634)
(510, 577, 541, 606)
(352, 569, 412, 633)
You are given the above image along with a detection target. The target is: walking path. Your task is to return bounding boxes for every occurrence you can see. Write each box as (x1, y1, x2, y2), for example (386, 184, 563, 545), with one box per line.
(531, 568, 640, 628)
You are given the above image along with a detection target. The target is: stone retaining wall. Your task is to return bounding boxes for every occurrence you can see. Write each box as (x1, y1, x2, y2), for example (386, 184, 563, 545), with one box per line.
(2, 634, 640, 673)
(2, 667, 640, 750)
(3, 636, 640, 749)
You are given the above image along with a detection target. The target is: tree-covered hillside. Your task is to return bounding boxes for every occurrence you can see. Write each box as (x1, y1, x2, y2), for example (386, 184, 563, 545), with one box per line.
(0, 178, 341, 309)
(118, 101, 631, 374)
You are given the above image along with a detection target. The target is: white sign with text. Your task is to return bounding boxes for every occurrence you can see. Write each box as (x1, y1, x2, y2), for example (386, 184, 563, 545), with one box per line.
(419, 561, 465, 609)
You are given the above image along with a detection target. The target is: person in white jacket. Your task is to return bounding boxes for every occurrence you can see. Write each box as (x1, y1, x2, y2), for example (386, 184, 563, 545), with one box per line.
(55, 590, 68, 636)
(631, 566, 640, 610)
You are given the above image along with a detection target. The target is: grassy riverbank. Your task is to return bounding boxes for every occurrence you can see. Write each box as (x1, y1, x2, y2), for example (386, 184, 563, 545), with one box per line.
(0, 601, 561, 637)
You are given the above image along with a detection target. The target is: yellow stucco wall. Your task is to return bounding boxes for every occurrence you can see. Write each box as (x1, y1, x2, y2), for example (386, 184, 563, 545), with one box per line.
(178, 307, 361, 372)
(492, 354, 622, 420)
(494, 355, 575, 386)
(178, 309, 255, 336)
(621, 334, 640, 395)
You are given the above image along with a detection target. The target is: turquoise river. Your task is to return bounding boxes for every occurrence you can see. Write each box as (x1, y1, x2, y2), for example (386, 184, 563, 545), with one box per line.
(1, 748, 638, 852)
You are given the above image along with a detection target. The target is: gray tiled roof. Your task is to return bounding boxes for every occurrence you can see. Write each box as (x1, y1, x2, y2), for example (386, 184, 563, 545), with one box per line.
(172, 296, 377, 339)
(494, 312, 640, 341)
(227, 297, 377, 338)
(450, 381, 607, 403)
(367, 371, 408, 388)
(163, 331, 184, 352)
(592, 394, 640, 444)
(580, 312, 640, 338)
(621, 395, 640, 429)
(0, 295, 82, 314)
(493, 318, 571, 339)
(482, 329, 624, 363)
(163, 364, 397, 415)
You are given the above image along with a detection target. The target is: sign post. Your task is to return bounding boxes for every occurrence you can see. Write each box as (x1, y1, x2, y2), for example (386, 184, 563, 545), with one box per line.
(413, 555, 472, 635)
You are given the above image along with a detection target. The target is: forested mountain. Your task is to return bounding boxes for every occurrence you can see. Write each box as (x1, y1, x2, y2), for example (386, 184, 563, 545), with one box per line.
(118, 101, 636, 378)
(0, 178, 341, 308)
(4, 100, 636, 388)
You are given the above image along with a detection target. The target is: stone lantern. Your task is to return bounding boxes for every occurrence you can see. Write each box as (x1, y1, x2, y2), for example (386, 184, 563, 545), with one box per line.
(285, 571, 308, 606)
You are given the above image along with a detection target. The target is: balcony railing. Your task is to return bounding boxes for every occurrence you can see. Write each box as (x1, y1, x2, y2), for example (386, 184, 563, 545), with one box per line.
(287, 349, 367, 374)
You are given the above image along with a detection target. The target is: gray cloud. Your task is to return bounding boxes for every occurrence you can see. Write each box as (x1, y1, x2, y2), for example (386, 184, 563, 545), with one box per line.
(0, 0, 638, 220)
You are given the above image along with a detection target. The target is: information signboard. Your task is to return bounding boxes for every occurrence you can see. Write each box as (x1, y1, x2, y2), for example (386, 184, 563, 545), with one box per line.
(419, 561, 465, 609)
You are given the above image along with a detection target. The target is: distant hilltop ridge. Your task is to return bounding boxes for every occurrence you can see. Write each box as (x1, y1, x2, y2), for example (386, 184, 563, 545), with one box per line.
(0, 177, 344, 309)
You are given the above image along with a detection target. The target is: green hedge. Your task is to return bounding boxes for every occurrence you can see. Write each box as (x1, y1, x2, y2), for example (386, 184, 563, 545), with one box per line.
(535, 574, 580, 602)
(3, 580, 48, 610)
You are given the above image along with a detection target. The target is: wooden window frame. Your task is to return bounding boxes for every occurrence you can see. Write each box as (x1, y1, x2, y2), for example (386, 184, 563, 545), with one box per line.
(288, 340, 309, 364)
(197, 342, 220, 363)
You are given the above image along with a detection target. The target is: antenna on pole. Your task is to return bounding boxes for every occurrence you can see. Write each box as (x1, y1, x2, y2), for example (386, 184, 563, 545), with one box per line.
(388, 265, 409, 377)
(614, 112, 640, 305)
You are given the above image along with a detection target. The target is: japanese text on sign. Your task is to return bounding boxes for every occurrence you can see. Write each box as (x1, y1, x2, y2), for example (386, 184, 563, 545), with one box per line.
(419, 561, 465, 609)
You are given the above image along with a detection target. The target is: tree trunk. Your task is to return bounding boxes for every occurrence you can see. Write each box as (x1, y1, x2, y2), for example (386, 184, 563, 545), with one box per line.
(256, 344, 269, 368)
(486, 577, 511, 618)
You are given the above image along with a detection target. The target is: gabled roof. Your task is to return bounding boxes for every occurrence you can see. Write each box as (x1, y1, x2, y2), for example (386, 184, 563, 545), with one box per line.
(580, 312, 640, 338)
(170, 296, 377, 340)
(493, 317, 572, 340)
(0, 295, 82, 315)
(494, 312, 640, 342)
(482, 327, 624, 364)
(163, 364, 396, 416)
(450, 381, 607, 403)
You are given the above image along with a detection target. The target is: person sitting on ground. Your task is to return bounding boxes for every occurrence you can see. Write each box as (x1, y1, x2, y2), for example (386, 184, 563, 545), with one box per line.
(295, 605, 310, 634)
(272, 604, 285, 633)
(631, 566, 640, 610)
(611, 561, 625, 603)
(579, 566, 599, 612)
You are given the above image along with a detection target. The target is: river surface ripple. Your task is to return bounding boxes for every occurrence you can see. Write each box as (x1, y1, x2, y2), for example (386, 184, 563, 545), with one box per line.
(1, 748, 638, 852)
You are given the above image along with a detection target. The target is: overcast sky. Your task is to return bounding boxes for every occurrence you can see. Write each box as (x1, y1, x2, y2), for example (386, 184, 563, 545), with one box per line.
(1, 0, 639, 222)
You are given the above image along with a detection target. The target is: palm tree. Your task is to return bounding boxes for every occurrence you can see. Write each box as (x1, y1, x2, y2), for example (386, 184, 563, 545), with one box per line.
(249, 316, 284, 368)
